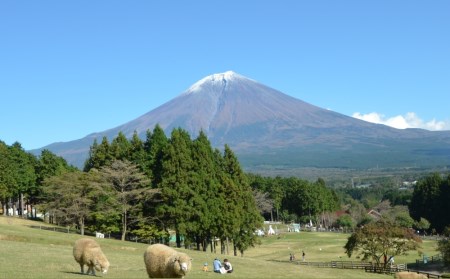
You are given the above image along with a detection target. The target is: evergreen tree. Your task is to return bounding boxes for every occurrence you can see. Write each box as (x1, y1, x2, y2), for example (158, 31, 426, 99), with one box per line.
(189, 131, 222, 251)
(145, 125, 168, 188)
(84, 136, 113, 171)
(129, 131, 146, 170)
(8, 142, 37, 217)
(222, 145, 263, 256)
(110, 132, 131, 161)
(158, 128, 194, 247)
(0, 141, 15, 215)
(410, 173, 450, 232)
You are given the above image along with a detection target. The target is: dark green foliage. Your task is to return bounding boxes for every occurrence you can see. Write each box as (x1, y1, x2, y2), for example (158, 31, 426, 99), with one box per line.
(129, 131, 146, 169)
(35, 149, 75, 185)
(158, 128, 195, 247)
(222, 145, 263, 256)
(409, 173, 450, 232)
(144, 125, 168, 187)
(188, 131, 222, 251)
(83, 137, 113, 171)
(79, 127, 264, 253)
(438, 228, 450, 265)
(110, 132, 132, 161)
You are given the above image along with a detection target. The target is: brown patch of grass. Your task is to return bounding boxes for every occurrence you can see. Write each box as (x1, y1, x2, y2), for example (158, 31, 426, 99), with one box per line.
(0, 234, 28, 242)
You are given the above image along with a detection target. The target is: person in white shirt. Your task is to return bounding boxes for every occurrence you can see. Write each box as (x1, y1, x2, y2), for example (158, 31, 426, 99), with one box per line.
(223, 258, 233, 273)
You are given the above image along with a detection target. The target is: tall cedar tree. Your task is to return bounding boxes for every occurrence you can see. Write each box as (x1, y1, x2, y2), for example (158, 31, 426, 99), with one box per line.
(84, 136, 113, 171)
(158, 128, 195, 248)
(145, 125, 168, 188)
(190, 131, 222, 251)
(129, 131, 146, 170)
(110, 132, 131, 161)
(222, 145, 263, 256)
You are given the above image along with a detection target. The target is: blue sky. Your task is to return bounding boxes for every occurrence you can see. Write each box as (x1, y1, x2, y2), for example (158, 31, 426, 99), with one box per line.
(1, 1, 449, 150)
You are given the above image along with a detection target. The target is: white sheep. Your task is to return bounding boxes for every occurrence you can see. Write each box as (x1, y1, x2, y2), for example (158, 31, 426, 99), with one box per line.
(395, 271, 427, 279)
(73, 238, 110, 276)
(144, 244, 192, 278)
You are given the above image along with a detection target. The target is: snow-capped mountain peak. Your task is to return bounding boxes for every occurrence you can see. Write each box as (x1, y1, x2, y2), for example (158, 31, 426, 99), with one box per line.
(185, 71, 251, 94)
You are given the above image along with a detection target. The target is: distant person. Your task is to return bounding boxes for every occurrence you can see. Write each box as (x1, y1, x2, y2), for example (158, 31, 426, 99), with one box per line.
(202, 262, 209, 272)
(302, 251, 306, 262)
(289, 253, 296, 261)
(223, 258, 233, 273)
(389, 256, 395, 266)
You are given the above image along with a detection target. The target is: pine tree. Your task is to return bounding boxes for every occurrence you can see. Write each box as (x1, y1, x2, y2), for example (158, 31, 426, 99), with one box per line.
(145, 125, 168, 188)
(190, 131, 222, 251)
(222, 145, 263, 256)
(129, 131, 146, 169)
(158, 128, 194, 247)
(84, 136, 113, 171)
(110, 132, 131, 161)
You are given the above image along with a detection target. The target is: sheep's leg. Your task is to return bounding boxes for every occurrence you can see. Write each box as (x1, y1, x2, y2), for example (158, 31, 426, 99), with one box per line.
(87, 265, 96, 276)
(79, 264, 84, 274)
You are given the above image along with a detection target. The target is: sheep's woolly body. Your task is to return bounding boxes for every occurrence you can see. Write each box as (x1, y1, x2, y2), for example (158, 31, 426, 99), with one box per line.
(144, 244, 192, 278)
(73, 238, 110, 275)
(395, 271, 427, 279)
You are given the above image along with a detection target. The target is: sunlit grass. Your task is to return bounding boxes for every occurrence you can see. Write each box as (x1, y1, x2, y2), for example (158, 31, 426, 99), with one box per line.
(0, 216, 438, 278)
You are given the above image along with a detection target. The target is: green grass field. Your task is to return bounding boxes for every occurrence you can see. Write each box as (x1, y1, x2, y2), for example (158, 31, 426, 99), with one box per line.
(0, 217, 438, 279)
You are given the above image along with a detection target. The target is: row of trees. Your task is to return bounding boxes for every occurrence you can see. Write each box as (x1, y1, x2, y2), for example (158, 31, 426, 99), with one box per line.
(0, 141, 76, 217)
(40, 126, 263, 256)
(247, 174, 340, 226)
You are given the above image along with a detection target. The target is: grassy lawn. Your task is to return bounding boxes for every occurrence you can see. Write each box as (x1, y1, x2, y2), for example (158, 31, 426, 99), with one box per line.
(0, 217, 438, 279)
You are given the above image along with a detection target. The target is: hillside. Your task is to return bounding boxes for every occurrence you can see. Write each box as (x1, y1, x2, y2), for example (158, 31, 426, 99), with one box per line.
(31, 71, 450, 171)
(1, 216, 433, 278)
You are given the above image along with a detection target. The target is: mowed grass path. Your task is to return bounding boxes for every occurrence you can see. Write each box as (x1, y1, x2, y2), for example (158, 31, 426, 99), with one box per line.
(0, 217, 438, 279)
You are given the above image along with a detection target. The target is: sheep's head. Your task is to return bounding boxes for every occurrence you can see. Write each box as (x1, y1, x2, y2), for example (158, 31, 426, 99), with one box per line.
(172, 253, 192, 276)
(94, 257, 110, 274)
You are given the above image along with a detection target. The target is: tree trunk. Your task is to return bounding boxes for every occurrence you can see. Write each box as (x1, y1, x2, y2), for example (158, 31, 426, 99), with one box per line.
(12, 198, 17, 216)
(121, 209, 127, 241)
(226, 237, 229, 255)
(79, 217, 85, 235)
(19, 193, 24, 218)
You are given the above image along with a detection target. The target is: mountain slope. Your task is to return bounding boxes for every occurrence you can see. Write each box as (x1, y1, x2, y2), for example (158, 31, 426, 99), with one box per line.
(32, 71, 450, 170)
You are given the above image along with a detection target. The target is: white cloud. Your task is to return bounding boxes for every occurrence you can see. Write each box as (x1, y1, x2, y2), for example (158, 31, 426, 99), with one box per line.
(352, 112, 450, 131)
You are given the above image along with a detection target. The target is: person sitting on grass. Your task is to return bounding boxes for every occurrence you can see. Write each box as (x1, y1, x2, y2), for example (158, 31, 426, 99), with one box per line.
(223, 259, 233, 273)
(213, 258, 225, 274)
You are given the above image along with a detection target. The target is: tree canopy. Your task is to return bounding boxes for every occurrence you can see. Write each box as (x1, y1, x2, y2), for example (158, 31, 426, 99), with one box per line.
(344, 219, 422, 267)
(409, 172, 450, 232)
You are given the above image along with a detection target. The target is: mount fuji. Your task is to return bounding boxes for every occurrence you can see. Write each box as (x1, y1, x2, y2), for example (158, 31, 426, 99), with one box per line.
(31, 71, 450, 171)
